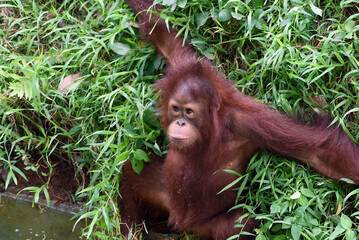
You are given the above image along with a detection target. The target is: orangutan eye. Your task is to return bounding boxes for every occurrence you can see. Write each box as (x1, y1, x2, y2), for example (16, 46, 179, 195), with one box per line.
(173, 106, 180, 112)
(186, 108, 193, 115)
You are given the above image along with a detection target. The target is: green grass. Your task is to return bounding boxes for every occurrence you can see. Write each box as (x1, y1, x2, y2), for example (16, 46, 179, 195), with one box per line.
(0, 0, 358, 239)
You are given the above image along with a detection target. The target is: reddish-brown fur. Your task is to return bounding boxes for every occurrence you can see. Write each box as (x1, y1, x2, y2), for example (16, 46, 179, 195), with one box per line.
(120, 1, 359, 239)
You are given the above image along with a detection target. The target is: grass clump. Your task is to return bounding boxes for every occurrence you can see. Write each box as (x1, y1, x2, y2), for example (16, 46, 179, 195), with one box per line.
(0, 0, 358, 239)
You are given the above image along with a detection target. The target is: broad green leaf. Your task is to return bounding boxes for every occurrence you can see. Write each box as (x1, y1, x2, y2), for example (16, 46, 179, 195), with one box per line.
(219, 9, 232, 22)
(130, 158, 144, 174)
(329, 225, 346, 240)
(301, 188, 315, 198)
(340, 214, 352, 230)
(345, 230, 355, 240)
(197, 12, 208, 28)
(255, 233, 266, 240)
(134, 149, 150, 162)
(344, 20, 355, 32)
(291, 224, 302, 240)
(232, 12, 244, 20)
(110, 43, 131, 56)
(177, 0, 187, 8)
(270, 203, 281, 214)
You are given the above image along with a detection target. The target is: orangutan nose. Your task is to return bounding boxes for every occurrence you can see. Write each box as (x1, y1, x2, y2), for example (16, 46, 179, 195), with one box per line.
(176, 119, 186, 127)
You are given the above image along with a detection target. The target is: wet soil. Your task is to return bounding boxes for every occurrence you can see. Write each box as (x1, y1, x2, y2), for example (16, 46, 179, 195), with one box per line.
(0, 158, 88, 204)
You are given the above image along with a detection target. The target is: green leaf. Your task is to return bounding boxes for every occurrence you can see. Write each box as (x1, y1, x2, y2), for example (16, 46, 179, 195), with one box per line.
(282, 216, 296, 229)
(291, 224, 302, 240)
(345, 230, 355, 240)
(217, 175, 243, 194)
(177, 0, 187, 8)
(134, 149, 150, 162)
(197, 12, 208, 28)
(270, 203, 281, 214)
(12, 165, 28, 182)
(345, 21, 355, 33)
(5, 171, 16, 189)
(329, 225, 346, 240)
(115, 151, 130, 163)
(130, 158, 144, 174)
(43, 187, 50, 207)
(219, 9, 232, 22)
(256, 233, 266, 240)
(162, 0, 176, 6)
(301, 188, 315, 198)
(252, 0, 264, 8)
(232, 12, 244, 20)
(110, 43, 131, 56)
(340, 178, 355, 184)
(22, 186, 41, 192)
(340, 214, 352, 230)
(34, 189, 40, 203)
(218, 9, 232, 22)
(202, 47, 214, 60)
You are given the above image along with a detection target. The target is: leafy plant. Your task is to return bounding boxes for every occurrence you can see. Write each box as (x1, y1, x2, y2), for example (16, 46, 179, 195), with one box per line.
(0, 0, 358, 239)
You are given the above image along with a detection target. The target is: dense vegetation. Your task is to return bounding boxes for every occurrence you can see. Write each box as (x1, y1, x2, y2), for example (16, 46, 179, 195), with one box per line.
(0, 0, 358, 239)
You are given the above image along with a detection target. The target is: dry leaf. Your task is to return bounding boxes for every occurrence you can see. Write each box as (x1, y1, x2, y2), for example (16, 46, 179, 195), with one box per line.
(307, 96, 328, 114)
(130, 20, 140, 28)
(335, 203, 342, 215)
(59, 74, 82, 93)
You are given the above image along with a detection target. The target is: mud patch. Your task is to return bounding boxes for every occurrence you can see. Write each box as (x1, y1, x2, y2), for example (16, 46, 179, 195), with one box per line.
(0, 156, 88, 203)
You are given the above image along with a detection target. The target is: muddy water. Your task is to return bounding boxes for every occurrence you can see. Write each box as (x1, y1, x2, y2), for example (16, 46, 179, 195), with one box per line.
(0, 195, 83, 240)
